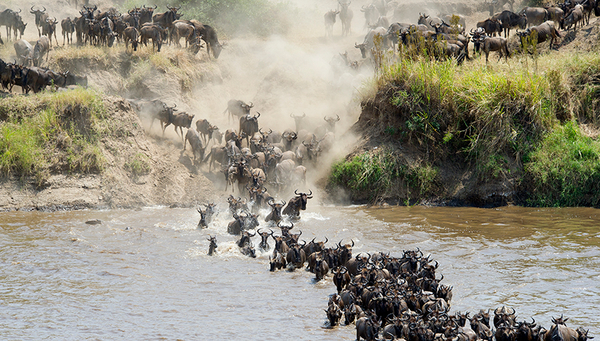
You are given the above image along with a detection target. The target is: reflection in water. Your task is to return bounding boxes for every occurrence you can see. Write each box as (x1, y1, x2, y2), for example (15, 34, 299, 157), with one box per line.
(0, 205, 598, 339)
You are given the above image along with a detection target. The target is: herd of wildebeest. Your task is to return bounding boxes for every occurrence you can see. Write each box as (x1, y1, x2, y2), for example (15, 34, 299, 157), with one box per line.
(325, 0, 597, 66)
(0, 3, 223, 94)
(200, 190, 595, 341)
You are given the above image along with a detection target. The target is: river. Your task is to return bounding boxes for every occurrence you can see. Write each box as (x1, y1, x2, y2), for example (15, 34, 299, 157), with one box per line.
(1, 205, 599, 340)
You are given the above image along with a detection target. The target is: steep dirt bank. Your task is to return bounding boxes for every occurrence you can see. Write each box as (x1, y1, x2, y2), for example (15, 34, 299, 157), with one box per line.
(0, 93, 220, 212)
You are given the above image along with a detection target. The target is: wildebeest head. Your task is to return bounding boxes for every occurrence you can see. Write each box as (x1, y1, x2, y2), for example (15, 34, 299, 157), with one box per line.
(237, 230, 256, 248)
(551, 314, 569, 326)
(197, 207, 207, 228)
(294, 189, 313, 210)
(326, 302, 343, 326)
(207, 235, 217, 255)
(576, 327, 594, 341)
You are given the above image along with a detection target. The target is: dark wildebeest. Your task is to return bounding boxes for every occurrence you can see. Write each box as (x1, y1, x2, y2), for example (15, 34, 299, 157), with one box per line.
(61, 17, 75, 45)
(521, 7, 548, 27)
(545, 7, 564, 26)
(474, 34, 510, 64)
(356, 315, 381, 341)
(563, 5, 584, 31)
(324, 9, 339, 37)
(286, 243, 306, 270)
(269, 250, 287, 271)
(184, 128, 205, 164)
(493, 10, 527, 37)
(23, 67, 49, 94)
(256, 228, 274, 252)
(30, 6, 48, 37)
(339, 0, 353, 36)
(281, 129, 298, 152)
(326, 301, 342, 326)
(223, 99, 253, 123)
(0, 9, 24, 41)
(139, 5, 156, 26)
(140, 23, 164, 51)
(41, 17, 59, 46)
(195, 119, 217, 144)
(355, 27, 387, 58)
(361, 4, 379, 27)
(33, 36, 50, 67)
(188, 21, 223, 59)
(152, 5, 179, 33)
(265, 199, 286, 224)
(315, 257, 330, 281)
(207, 235, 217, 255)
(283, 189, 313, 219)
(165, 111, 194, 143)
(123, 26, 140, 51)
(237, 230, 255, 248)
(332, 266, 351, 293)
(476, 18, 503, 36)
(517, 21, 561, 49)
(14, 39, 33, 66)
(239, 113, 260, 146)
(543, 315, 593, 341)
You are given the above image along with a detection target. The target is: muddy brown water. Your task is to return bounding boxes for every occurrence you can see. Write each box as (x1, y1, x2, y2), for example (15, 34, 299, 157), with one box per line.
(1, 205, 599, 339)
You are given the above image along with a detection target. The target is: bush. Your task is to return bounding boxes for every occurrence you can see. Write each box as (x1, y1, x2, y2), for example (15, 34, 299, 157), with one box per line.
(525, 122, 600, 206)
(0, 89, 107, 186)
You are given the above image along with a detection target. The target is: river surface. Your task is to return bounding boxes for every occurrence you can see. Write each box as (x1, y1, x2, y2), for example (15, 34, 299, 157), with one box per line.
(1, 205, 599, 340)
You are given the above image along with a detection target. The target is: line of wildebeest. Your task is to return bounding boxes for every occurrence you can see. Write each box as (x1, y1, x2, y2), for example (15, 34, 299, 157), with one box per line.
(0, 4, 224, 94)
(330, 0, 597, 67)
(201, 186, 595, 341)
(128, 97, 338, 200)
(0, 4, 223, 56)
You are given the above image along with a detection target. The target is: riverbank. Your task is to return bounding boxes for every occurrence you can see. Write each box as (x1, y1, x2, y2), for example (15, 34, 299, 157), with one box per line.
(327, 47, 600, 207)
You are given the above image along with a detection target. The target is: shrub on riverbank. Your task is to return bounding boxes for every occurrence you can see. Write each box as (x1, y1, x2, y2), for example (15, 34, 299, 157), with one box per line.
(0, 89, 107, 186)
(331, 51, 600, 206)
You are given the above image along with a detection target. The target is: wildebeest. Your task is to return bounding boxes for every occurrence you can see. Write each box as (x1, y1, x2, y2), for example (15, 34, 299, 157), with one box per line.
(326, 301, 342, 326)
(0, 9, 24, 41)
(545, 6, 564, 26)
(207, 235, 217, 255)
(123, 26, 140, 51)
(224, 99, 253, 123)
(256, 228, 274, 252)
(521, 7, 548, 27)
(61, 17, 75, 45)
(476, 18, 503, 36)
(171, 20, 199, 47)
(41, 17, 59, 46)
(356, 315, 381, 341)
(315, 257, 330, 281)
(563, 5, 584, 31)
(239, 113, 260, 146)
(165, 112, 194, 143)
(196, 23, 223, 59)
(140, 23, 164, 51)
(14, 39, 33, 66)
(333, 266, 351, 293)
(517, 21, 561, 49)
(269, 250, 287, 271)
(355, 27, 387, 59)
(184, 128, 205, 164)
(265, 199, 286, 224)
(493, 10, 527, 37)
(338, 0, 353, 36)
(152, 5, 179, 32)
(474, 34, 510, 64)
(30, 6, 48, 37)
(33, 36, 50, 67)
(361, 4, 379, 28)
(324, 10, 339, 37)
(286, 243, 306, 270)
(283, 189, 313, 219)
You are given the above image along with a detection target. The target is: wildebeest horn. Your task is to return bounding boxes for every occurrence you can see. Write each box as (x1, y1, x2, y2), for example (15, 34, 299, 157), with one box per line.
(197, 207, 202, 213)
(351, 239, 354, 247)
(30, 6, 35, 12)
(249, 102, 254, 108)
(248, 230, 256, 237)
(307, 189, 313, 198)
(294, 189, 299, 195)
(281, 200, 286, 206)
(336, 114, 340, 121)
(257, 228, 262, 234)
(154, 4, 158, 9)
(324, 237, 328, 244)
(509, 307, 515, 315)
(254, 112, 260, 119)
(323, 116, 328, 121)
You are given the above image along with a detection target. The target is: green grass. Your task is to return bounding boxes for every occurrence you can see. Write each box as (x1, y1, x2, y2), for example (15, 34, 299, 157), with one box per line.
(525, 122, 600, 207)
(0, 89, 107, 186)
(329, 148, 438, 202)
(125, 153, 151, 176)
(347, 49, 600, 206)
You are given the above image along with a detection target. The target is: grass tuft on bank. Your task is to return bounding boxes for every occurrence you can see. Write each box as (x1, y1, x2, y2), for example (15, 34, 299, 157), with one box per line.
(333, 51, 600, 206)
(0, 88, 108, 186)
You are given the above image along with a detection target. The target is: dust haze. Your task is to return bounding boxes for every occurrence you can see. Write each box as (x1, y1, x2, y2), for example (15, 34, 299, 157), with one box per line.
(0, 0, 492, 202)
